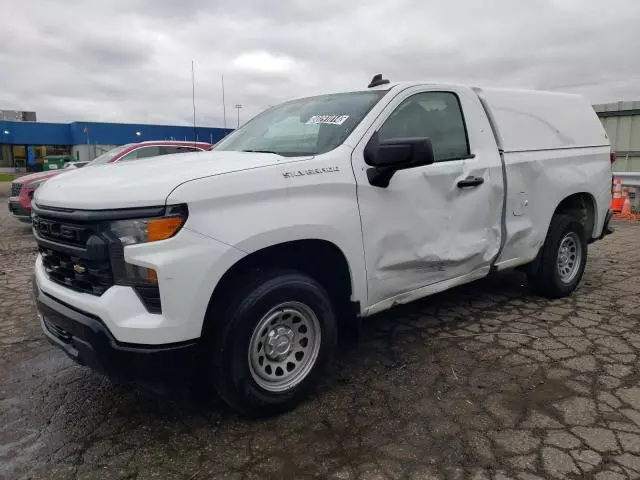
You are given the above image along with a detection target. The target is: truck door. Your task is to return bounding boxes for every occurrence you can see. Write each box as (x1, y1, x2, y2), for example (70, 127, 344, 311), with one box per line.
(351, 86, 504, 310)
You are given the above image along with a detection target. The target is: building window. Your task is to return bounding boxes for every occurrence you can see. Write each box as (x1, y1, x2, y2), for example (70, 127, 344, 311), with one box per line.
(12, 145, 26, 170)
(0, 145, 12, 169)
(0, 145, 74, 172)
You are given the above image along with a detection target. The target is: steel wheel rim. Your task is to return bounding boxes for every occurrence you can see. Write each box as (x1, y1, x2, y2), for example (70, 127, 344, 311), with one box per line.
(557, 232, 582, 283)
(248, 301, 321, 393)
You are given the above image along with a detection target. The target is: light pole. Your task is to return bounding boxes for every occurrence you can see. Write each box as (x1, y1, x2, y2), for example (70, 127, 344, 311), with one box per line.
(2, 130, 12, 169)
(234, 104, 243, 129)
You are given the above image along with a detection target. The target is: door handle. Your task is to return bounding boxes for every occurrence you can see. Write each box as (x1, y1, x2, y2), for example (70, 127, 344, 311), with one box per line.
(457, 176, 484, 188)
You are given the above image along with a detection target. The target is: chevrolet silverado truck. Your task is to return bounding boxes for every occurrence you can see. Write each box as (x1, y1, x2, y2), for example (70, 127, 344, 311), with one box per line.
(32, 76, 613, 415)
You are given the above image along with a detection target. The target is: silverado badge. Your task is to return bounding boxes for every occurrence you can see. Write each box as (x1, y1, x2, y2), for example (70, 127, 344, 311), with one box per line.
(282, 166, 340, 178)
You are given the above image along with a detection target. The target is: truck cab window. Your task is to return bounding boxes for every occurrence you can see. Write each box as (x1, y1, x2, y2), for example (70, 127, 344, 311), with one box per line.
(213, 91, 387, 157)
(378, 92, 470, 162)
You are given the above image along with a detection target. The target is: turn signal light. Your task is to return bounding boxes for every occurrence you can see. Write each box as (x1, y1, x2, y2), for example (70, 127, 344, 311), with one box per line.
(147, 268, 158, 283)
(148, 216, 185, 242)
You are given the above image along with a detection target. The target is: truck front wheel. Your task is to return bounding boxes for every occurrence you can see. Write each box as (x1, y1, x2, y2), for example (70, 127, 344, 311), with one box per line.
(528, 214, 588, 298)
(206, 270, 337, 416)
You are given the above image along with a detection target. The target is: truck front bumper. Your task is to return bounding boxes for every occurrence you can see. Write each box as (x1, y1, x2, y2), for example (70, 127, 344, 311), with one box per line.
(34, 278, 199, 381)
(8, 197, 31, 222)
(33, 227, 245, 345)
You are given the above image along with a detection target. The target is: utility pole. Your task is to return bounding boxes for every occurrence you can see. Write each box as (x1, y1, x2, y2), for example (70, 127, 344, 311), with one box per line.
(221, 75, 227, 129)
(192, 60, 197, 146)
(234, 104, 243, 128)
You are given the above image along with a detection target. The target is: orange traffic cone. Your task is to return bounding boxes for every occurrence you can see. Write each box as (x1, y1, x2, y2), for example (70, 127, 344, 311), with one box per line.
(611, 178, 623, 212)
(621, 189, 632, 216)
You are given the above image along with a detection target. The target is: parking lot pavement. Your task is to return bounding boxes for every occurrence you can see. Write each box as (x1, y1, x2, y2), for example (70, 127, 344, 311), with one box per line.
(1, 208, 640, 480)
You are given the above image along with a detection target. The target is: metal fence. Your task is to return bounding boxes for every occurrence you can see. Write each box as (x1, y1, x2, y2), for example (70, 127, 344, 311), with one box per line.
(613, 172, 640, 187)
(613, 172, 640, 213)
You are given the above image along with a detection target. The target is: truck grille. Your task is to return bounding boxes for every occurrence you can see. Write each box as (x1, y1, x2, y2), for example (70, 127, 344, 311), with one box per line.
(33, 214, 114, 296)
(33, 217, 96, 247)
(39, 247, 113, 295)
(11, 182, 22, 197)
(32, 203, 172, 314)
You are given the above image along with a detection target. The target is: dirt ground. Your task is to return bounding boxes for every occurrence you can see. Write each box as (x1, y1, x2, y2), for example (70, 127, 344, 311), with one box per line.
(2, 183, 640, 479)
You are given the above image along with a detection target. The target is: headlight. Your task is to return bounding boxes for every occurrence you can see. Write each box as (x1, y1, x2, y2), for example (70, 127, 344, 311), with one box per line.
(109, 207, 187, 287)
(110, 214, 186, 246)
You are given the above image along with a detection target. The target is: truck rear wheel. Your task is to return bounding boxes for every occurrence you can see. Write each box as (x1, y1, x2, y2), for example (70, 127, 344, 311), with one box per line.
(207, 270, 337, 416)
(528, 214, 587, 298)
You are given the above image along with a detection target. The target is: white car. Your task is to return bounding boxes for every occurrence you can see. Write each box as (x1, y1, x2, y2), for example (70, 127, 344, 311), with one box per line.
(32, 76, 613, 415)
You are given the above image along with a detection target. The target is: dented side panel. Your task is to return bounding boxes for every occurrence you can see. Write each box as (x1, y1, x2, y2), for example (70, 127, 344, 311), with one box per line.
(361, 160, 503, 306)
(351, 85, 504, 309)
(495, 146, 611, 267)
(475, 87, 611, 269)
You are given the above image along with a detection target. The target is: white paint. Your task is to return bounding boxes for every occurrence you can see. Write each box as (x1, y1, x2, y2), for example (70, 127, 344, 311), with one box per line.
(34, 81, 611, 345)
(476, 86, 610, 269)
(34, 150, 299, 209)
(350, 84, 504, 308)
(477, 88, 608, 152)
(493, 146, 610, 267)
(167, 145, 368, 313)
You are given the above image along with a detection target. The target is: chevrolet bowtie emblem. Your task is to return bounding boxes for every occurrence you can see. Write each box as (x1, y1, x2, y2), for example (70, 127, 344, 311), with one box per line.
(73, 264, 86, 274)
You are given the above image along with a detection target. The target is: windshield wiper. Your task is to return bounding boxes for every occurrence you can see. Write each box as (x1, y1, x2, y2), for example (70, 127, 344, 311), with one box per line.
(241, 149, 282, 155)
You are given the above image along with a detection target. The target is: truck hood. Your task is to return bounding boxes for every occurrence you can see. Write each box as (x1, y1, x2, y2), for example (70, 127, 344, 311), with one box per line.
(15, 170, 63, 186)
(34, 150, 295, 210)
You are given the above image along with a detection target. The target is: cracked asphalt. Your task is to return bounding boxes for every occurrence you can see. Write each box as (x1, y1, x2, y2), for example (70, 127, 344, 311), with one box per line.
(2, 183, 640, 479)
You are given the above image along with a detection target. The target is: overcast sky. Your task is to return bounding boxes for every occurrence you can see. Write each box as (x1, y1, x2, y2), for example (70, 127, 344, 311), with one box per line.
(1, 0, 639, 127)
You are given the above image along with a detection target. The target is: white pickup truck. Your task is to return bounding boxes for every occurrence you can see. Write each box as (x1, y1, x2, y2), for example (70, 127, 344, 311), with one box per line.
(32, 76, 613, 415)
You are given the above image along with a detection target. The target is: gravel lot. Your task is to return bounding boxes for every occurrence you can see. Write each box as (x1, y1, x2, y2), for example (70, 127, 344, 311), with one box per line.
(2, 182, 640, 480)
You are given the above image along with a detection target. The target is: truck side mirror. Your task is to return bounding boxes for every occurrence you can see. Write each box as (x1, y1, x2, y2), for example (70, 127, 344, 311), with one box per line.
(363, 133, 435, 187)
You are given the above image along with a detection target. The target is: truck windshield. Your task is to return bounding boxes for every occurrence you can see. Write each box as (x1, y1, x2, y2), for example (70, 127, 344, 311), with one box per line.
(86, 144, 134, 166)
(213, 91, 387, 157)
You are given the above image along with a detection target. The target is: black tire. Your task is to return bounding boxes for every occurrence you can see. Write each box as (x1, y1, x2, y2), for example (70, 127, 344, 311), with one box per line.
(528, 214, 588, 299)
(206, 270, 337, 416)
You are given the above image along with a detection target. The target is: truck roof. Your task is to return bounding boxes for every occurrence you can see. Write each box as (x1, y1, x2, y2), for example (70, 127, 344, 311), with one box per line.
(297, 79, 609, 153)
(367, 81, 608, 152)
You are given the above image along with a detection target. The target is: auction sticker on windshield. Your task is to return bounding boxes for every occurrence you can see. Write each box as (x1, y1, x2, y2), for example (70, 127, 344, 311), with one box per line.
(306, 115, 349, 125)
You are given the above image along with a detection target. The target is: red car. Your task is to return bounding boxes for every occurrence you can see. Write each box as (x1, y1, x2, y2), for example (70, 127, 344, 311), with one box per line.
(8, 140, 212, 222)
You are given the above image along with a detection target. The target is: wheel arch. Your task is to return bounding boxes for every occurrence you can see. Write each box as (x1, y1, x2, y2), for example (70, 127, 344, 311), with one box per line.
(202, 238, 360, 336)
(552, 191, 597, 239)
(524, 191, 597, 275)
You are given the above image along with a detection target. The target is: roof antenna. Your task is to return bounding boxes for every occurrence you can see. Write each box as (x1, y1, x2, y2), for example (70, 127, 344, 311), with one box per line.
(368, 74, 390, 88)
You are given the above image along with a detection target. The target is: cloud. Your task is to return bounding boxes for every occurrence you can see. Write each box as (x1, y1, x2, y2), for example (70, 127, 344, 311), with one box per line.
(232, 51, 297, 74)
(1, 0, 639, 126)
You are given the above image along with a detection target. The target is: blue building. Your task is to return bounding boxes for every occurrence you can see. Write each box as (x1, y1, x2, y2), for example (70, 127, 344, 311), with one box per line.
(0, 120, 232, 171)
